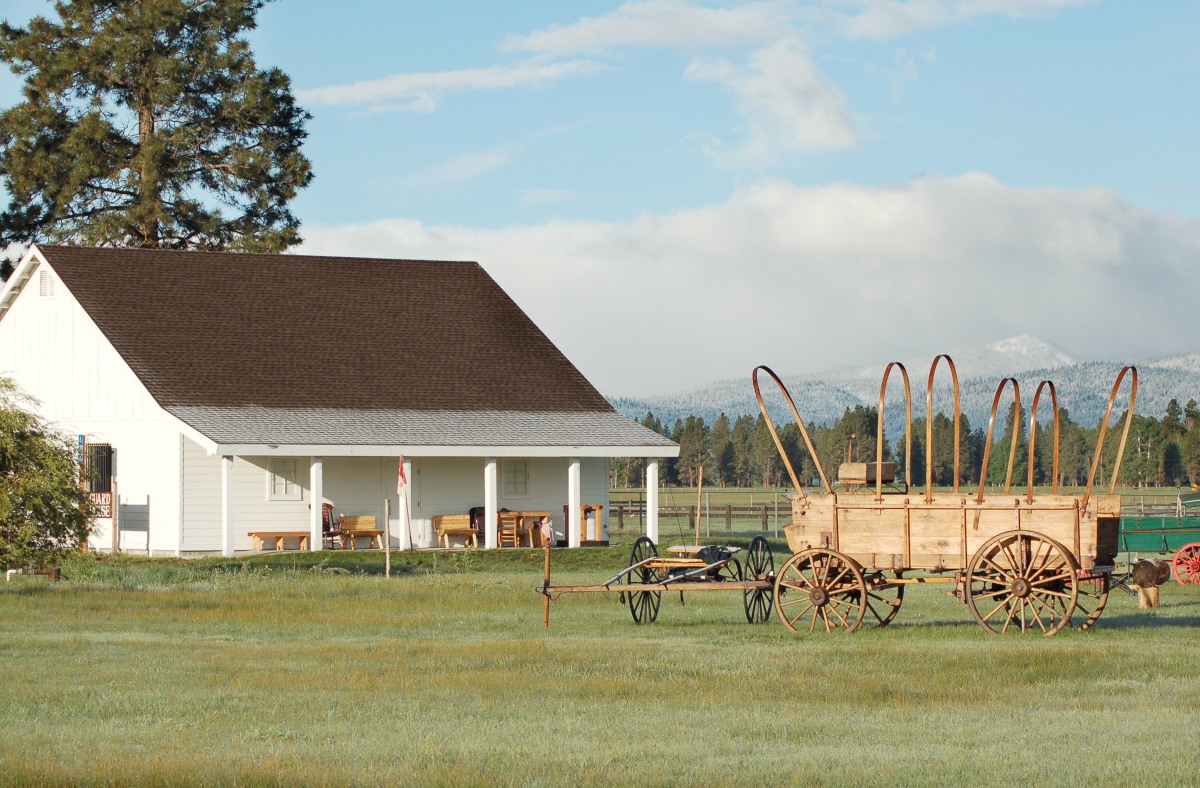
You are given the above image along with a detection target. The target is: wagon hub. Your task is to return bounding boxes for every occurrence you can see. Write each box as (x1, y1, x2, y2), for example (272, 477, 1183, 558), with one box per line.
(808, 586, 830, 606)
(1010, 578, 1032, 599)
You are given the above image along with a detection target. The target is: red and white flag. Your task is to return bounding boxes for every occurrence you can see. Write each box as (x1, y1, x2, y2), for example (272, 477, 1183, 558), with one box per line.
(397, 455, 408, 494)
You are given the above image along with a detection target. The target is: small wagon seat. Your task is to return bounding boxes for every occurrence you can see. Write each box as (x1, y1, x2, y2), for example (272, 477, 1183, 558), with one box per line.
(837, 461, 896, 488)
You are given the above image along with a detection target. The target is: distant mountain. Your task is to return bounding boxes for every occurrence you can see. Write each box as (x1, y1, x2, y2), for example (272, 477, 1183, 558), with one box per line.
(609, 335, 1197, 435)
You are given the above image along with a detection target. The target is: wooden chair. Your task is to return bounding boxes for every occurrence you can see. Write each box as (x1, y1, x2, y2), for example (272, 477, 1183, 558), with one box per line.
(497, 512, 520, 548)
(321, 503, 342, 550)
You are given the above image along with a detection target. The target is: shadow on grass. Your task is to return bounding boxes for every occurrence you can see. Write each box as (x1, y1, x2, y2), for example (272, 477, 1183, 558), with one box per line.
(1091, 596, 1200, 630)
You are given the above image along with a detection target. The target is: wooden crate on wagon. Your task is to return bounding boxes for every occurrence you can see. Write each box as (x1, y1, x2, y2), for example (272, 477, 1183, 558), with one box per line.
(753, 355, 1136, 637)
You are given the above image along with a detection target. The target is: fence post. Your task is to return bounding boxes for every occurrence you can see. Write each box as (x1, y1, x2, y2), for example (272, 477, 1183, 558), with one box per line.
(761, 505, 768, 532)
(617, 504, 625, 533)
(688, 506, 696, 536)
(725, 504, 732, 531)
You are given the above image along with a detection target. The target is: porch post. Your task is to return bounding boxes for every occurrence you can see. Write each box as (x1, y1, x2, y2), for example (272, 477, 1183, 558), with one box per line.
(484, 458, 498, 549)
(646, 460, 660, 545)
(221, 455, 235, 557)
(309, 456, 323, 551)
(568, 457, 581, 548)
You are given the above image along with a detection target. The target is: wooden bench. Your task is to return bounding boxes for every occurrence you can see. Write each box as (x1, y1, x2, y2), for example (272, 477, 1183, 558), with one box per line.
(338, 515, 383, 549)
(433, 514, 477, 548)
(248, 531, 311, 551)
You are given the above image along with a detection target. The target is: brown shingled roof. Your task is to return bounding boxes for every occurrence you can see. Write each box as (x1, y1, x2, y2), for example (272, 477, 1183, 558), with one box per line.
(38, 245, 615, 413)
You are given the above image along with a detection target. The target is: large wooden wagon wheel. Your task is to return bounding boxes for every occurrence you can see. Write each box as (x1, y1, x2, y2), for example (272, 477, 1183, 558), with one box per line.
(742, 536, 774, 624)
(965, 530, 1078, 636)
(626, 536, 662, 624)
(1172, 542, 1200, 585)
(862, 571, 905, 627)
(773, 548, 868, 633)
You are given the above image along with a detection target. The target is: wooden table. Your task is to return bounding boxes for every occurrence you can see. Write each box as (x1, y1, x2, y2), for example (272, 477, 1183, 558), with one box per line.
(509, 511, 551, 547)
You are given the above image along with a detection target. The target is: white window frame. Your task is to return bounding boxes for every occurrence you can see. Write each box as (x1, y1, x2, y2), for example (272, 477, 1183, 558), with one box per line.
(502, 459, 530, 498)
(267, 458, 303, 501)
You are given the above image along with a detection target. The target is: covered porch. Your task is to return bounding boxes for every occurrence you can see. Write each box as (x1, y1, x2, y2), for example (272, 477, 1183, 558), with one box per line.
(201, 446, 674, 556)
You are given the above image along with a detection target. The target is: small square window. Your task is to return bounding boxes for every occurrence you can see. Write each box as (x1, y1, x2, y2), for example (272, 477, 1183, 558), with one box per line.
(268, 459, 302, 501)
(503, 460, 528, 496)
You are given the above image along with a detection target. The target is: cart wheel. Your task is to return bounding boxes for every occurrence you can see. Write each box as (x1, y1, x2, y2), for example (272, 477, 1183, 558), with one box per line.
(773, 548, 867, 633)
(862, 571, 905, 627)
(1172, 542, 1200, 585)
(743, 536, 775, 624)
(1072, 572, 1110, 631)
(627, 536, 662, 624)
(965, 530, 1078, 636)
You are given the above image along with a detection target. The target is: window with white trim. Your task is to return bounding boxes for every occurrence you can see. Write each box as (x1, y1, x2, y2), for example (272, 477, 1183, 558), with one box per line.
(268, 459, 303, 501)
(503, 460, 529, 496)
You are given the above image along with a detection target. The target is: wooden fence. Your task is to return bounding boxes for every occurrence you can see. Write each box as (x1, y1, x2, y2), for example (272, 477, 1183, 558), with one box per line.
(607, 502, 784, 537)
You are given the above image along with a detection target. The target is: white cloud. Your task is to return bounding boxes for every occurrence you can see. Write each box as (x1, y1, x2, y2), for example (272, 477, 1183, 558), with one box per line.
(829, 0, 1096, 40)
(300, 173, 1200, 396)
(298, 60, 604, 110)
(500, 0, 790, 55)
(685, 38, 858, 162)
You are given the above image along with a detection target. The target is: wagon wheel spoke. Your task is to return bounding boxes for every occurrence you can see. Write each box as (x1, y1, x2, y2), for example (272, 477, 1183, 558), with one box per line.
(977, 555, 1017, 579)
(971, 584, 1012, 601)
(1026, 596, 1053, 634)
(997, 541, 1022, 573)
(863, 579, 905, 627)
(1027, 539, 1053, 577)
(1072, 573, 1110, 631)
(1029, 569, 1073, 588)
(981, 598, 1011, 625)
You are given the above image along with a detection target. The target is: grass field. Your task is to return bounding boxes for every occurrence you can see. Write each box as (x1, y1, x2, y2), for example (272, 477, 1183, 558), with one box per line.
(2, 546, 1199, 786)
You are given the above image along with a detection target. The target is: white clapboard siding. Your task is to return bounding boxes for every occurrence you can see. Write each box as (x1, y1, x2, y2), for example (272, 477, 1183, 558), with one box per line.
(0, 261, 184, 554)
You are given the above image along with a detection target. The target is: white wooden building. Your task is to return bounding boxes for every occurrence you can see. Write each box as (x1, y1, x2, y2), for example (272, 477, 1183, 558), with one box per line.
(0, 245, 678, 555)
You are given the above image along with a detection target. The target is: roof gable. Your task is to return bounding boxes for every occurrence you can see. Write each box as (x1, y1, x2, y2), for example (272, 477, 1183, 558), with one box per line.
(33, 245, 615, 414)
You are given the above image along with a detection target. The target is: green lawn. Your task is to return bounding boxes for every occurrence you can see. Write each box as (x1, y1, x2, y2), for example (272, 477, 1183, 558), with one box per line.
(2, 550, 1198, 786)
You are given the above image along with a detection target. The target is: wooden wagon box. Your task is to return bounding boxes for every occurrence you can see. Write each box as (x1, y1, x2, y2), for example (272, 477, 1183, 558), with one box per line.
(785, 492, 1121, 573)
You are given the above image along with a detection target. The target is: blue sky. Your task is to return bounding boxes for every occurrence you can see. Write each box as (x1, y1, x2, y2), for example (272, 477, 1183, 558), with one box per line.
(3, 1, 1200, 396)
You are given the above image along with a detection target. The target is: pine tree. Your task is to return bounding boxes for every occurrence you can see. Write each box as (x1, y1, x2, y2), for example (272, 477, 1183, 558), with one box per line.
(0, 0, 312, 266)
(709, 413, 733, 486)
(731, 414, 755, 486)
(676, 416, 709, 487)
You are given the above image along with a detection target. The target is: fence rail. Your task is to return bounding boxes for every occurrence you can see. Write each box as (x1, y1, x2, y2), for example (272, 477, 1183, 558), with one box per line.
(608, 501, 788, 540)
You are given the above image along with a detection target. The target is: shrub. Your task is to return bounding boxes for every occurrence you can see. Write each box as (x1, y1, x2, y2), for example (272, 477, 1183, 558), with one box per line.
(0, 378, 92, 567)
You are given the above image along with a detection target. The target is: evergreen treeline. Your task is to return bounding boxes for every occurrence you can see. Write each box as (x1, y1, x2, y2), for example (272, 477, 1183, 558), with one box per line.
(613, 399, 1200, 490)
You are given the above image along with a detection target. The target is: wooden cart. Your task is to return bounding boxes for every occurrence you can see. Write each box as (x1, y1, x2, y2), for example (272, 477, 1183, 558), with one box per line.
(752, 355, 1137, 636)
(540, 535, 777, 626)
(540, 355, 1136, 637)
